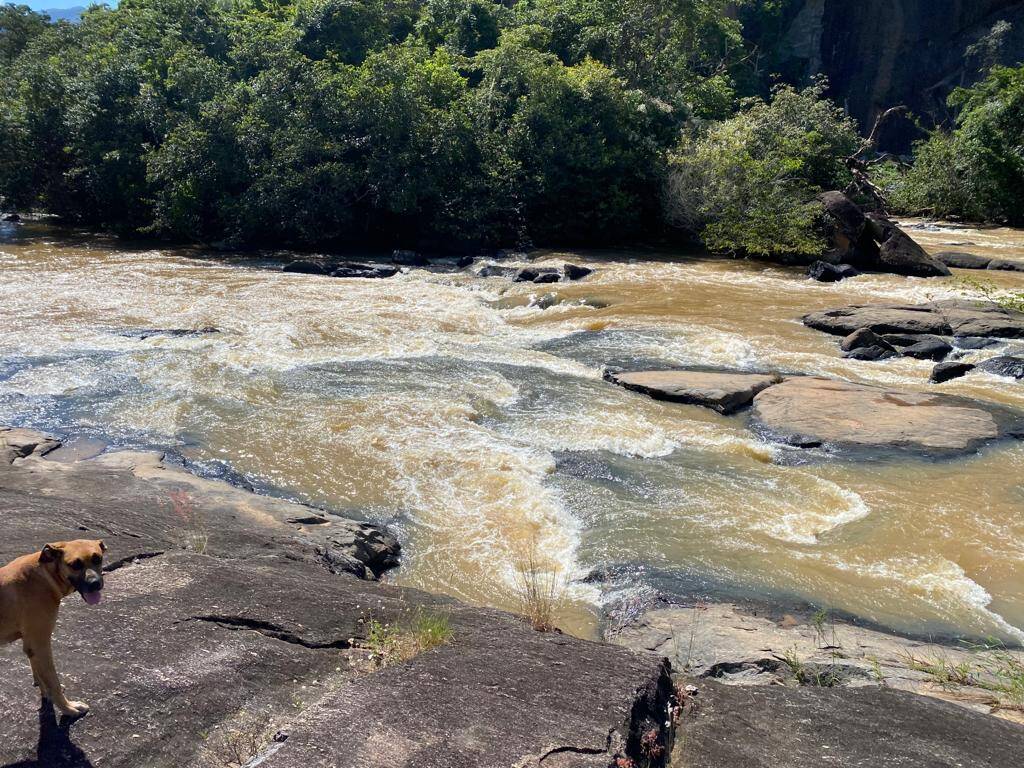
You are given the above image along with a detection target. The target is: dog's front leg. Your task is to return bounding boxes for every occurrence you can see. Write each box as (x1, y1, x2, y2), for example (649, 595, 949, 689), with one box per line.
(23, 637, 89, 718)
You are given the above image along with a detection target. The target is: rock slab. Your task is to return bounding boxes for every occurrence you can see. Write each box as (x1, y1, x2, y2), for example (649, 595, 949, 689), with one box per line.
(606, 369, 782, 415)
(750, 376, 1014, 455)
(804, 300, 1024, 339)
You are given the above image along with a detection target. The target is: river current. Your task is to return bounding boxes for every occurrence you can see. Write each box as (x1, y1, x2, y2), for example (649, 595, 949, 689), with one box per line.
(1, 219, 1022, 642)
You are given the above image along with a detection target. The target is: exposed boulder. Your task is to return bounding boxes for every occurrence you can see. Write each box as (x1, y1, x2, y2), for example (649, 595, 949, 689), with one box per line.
(3, 212, 21, 222)
(283, 260, 328, 275)
(867, 215, 951, 277)
(514, 267, 561, 284)
(954, 336, 1005, 350)
(476, 264, 519, 279)
(750, 376, 1017, 456)
(807, 261, 859, 282)
(605, 369, 782, 415)
(931, 361, 975, 384)
(564, 263, 594, 281)
(977, 356, 1024, 380)
(804, 301, 1024, 339)
(456, 255, 475, 268)
(331, 263, 399, 279)
(901, 338, 952, 361)
(936, 251, 992, 269)
(840, 328, 898, 360)
(0, 427, 61, 464)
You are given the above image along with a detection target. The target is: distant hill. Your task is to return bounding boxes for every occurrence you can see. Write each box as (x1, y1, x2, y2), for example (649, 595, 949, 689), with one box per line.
(42, 6, 86, 21)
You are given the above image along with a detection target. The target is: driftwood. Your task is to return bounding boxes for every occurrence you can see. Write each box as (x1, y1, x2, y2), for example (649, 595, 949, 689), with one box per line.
(843, 106, 908, 213)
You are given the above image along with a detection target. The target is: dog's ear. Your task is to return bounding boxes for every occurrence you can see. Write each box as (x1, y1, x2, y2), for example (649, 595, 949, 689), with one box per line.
(98, 540, 106, 553)
(40, 543, 65, 563)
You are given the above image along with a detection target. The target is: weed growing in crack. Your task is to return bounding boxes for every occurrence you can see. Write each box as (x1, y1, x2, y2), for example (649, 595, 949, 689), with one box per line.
(365, 610, 453, 669)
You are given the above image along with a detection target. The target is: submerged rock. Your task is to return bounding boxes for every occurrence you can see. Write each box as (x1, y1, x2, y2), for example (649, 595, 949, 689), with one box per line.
(750, 376, 1016, 456)
(119, 326, 219, 341)
(564, 263, 594, 281)
(331, 263, 399, 279)
(901, 338, 952, 361)
(988, 259, 1024, 273)
(2, 212, 21, 222)
(514, 267, 561, 284)
(282, 260, 327, 275)
(476, 264, 519, 279)
(390, 249, 428, 266)
(931, 361, 975, 383)
(605, 369, 782, 415)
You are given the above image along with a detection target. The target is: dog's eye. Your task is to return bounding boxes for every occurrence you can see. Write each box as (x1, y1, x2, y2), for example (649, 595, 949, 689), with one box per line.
(70, 559, 83, 570)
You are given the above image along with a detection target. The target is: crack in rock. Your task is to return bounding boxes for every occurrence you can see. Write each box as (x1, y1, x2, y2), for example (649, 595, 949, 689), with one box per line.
(103, 551, 166, 573)
(189, 615, 352, 650)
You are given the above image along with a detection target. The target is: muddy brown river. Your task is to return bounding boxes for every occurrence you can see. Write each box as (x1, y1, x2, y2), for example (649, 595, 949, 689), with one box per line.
(1, 219, 1022, 642)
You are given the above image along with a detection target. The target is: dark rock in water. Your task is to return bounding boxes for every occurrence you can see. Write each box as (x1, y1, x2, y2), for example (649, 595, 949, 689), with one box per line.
(931, 362, 975, 384)
(677, 681, 1024, 768)
(868, 215, 952, 278)
(282, 260, 327, 275)
(807, 261, 859, 282)
(391, 249, 428, 266)
(840, 328, 897, 360)
(605, 368, 782, 415)
(804, 300, 1024, 338)
(515, 267, 561, 284)
(936, 251, 991, 269)
(456, 255, 474, 269)
(120, 327, 219, 341)
(476, 264, 519, 279)
(988, 259, 1024, 273)
(750, 376, 1013, 456)
(314, 524, 401, 580)
(977, 356, 1024, 380)
(954, 336, 1004, 350)
(901, 338, 952, 361)
(331, 263, 399, 279)
(564, 263, 594, 281)
(2, 213, 21, 222)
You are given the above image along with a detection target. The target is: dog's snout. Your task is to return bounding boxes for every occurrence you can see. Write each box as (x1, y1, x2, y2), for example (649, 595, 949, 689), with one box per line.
(82, 572, 103, 592)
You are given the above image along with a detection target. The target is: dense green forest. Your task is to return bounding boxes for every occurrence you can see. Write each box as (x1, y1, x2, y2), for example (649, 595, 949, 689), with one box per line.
(0, 1, 1022, 252)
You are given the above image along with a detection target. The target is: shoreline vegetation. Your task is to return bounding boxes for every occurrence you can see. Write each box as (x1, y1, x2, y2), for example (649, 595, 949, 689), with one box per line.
(1, 1, 1022, 259)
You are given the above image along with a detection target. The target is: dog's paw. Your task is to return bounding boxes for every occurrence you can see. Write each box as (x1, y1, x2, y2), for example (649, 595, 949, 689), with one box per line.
(61, 701, 90, 718)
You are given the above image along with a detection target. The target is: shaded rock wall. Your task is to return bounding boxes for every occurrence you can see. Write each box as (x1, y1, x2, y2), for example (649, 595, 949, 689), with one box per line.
(761, 0, 1024, 148)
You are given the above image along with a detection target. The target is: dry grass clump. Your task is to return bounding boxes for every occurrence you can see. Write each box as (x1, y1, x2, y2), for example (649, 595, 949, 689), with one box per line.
(512, 540, 566, 633)
(365, 610, 453, 669)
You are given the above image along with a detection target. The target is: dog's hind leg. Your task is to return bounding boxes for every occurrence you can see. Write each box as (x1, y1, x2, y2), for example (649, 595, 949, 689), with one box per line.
(23, 636, 89, 718)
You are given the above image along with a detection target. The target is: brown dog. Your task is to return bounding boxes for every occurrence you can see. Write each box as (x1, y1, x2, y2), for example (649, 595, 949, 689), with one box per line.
(0, 539, 106, 717)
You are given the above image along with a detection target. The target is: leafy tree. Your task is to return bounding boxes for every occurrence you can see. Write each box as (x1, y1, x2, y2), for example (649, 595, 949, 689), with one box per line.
(666, 81, 859, 257)
(887, 64, 1024, 225)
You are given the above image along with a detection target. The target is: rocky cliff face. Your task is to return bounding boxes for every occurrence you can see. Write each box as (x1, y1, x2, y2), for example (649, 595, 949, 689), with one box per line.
(761, 0, 1024, 148)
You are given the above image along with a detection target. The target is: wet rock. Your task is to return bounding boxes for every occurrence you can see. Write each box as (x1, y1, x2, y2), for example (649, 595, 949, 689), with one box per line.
(330, 263, 399, 279)
(935, 251, 992, 269)
(901, 338, 952, 361)
(312, 524, 401, 580)
(283, 260, 328, 275)
(840, 328, 898, 360)
(804, 300, 1024, 339)
(750, 376, 1014, 456)
(390, 249, 428, 266)
(514, 267, 561, 284)
(988, 259, 1024, 273)
(456, 255, 475, 268)
(977, 356, 1024, 380)
(954, 336, 1005, 350)
(564, 263, 594, 281)
(883, 333, 944, 348)
(931, 361, 975, 383)
(3, 212, 21, 222)
(807, 261, 859, 282)
(605, 369, 782, 415)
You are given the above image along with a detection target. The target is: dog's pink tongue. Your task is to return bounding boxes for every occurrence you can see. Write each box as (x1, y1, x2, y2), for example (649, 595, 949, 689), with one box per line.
(83, 590, 102, 605)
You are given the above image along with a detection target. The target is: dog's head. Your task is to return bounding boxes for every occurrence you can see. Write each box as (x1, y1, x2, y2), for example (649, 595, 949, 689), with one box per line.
(40, 539, 106, 605)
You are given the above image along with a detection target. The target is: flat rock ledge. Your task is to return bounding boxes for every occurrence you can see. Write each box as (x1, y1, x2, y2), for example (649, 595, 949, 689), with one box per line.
(604, 369, 782, 415)
(0, 428, 675, 768)
(610, 603, 1024, 767)
(750, 376, 1021, 456)
(803, 300, 1024, 339)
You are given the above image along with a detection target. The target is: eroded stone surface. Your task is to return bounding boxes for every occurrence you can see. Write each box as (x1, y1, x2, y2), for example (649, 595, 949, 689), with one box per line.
(804, 300, 1024, 339)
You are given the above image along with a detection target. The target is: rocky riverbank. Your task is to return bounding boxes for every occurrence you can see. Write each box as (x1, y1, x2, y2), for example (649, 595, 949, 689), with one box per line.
(3, 426, 1024, 767)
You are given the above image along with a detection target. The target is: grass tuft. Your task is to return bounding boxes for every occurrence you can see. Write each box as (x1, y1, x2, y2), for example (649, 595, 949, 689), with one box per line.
(365, 610, 453, 669)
